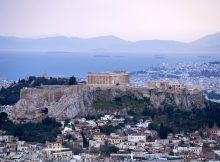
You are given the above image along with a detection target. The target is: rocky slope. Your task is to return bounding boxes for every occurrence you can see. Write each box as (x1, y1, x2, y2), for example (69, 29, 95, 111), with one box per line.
(11, 85, 206, 121)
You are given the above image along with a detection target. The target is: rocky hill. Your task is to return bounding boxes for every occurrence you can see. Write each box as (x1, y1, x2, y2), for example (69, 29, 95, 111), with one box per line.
(11, 85, 206, 121)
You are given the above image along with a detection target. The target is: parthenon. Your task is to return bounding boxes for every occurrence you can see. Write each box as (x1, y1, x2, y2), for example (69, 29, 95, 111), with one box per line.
(87, 71, 129, 86)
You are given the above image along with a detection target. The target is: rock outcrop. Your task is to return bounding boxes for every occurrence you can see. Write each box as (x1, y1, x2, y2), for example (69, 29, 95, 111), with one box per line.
(11, 85, 206, 121)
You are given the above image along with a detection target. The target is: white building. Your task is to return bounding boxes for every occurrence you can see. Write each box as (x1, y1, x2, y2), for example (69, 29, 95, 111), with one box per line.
(210, 128, 220, 136)
(173, 146, 202, 155)
(189, 147, 202, 155)
(155, 139, 170, 145)
(43, 142, 72, 160)
(17, 144, 28, 152)
(136, 120, 152, 128)
(86, 120, 97, 127)
(61, 127, 73, 134)
(127, 133, 146, 142)
(89, 140, 102, 149)
(0, 135, 14, 142)
(100, 115, 114, 121)
(112, 117, 125, 122)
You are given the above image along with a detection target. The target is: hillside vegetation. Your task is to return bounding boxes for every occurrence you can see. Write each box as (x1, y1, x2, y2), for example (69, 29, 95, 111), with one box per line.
(141, 101, 220, 133)
(92, 96, 220, 134)
(0, 113, 61, 143)
(93, 95, 149, 109)
(0, 76, 76, 105)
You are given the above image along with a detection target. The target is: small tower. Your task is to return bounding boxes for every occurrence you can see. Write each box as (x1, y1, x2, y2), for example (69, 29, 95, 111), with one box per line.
(42, 72, 49, 79)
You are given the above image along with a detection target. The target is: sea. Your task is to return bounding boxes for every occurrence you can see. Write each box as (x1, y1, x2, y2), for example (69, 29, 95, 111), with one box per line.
(0, 51, 219, 80)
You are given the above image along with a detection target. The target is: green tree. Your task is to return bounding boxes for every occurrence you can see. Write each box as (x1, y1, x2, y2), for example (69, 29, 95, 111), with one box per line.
(100, 125, 117, 135)
(2, 116, 61, 143)
(69, 76, 76, 85)
(81, 131, 89, 148)
(0, 112, 8, 129)
(65, 134, 76, 141)
(64, 119, 70, 127)
(158, 123, 168, 139)
(108, 145, 119, 154)
(148, 123, 159, 131)
(100, 144, 119, 155)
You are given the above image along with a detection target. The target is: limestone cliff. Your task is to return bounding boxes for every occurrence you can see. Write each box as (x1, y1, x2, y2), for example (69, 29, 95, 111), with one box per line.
(11, 85, 206, 120)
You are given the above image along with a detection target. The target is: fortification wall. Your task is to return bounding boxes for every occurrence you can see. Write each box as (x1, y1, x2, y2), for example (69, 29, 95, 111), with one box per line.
(20, 85, 86, 102)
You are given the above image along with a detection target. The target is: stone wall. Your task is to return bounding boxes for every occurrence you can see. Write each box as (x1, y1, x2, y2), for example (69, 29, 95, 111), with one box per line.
(20, 85, 86, 103)
(146, 80, 201, 93)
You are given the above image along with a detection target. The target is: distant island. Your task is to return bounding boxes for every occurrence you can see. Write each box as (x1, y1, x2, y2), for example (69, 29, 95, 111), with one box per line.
(93, 55, 111, 58)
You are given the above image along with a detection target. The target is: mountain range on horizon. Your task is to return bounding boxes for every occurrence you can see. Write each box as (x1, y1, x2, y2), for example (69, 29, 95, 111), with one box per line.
(0, 32, 220, 53)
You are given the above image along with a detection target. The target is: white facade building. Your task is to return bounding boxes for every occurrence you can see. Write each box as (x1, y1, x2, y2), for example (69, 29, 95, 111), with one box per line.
(127, 133, 146, 142)
(100, 115, 114, 121)
(136, 120, 152, 128)
(173, 146, 202, 155)
(210, 128, 220, 136)
(189, 147, 202, 155)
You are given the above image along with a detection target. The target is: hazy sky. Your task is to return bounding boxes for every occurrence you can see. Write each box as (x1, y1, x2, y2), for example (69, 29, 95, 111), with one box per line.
(0, 0, 220, 42)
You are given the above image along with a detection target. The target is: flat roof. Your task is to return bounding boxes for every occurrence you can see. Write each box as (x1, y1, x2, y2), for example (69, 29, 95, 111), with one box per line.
(88, 71, 128, 75)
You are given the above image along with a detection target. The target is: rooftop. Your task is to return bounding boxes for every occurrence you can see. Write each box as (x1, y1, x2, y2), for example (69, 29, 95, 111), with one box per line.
(88, 71, 128, 75)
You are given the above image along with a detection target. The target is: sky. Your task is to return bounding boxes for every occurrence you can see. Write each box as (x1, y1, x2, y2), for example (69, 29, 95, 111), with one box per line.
(0, 0, 220, 42)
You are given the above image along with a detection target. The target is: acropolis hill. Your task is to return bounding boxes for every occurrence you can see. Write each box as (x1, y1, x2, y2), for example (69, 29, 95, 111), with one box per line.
(12, 72, 205, 121)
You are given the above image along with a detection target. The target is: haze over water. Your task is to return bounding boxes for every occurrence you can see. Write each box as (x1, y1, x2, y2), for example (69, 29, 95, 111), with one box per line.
(1, 52, 219, 80)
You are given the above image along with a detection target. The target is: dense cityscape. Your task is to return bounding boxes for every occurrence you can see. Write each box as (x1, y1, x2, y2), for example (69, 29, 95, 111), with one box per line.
(0, 68, 220, 161)
(130, 61, 220, 101)
(1, 114, 220, 161)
